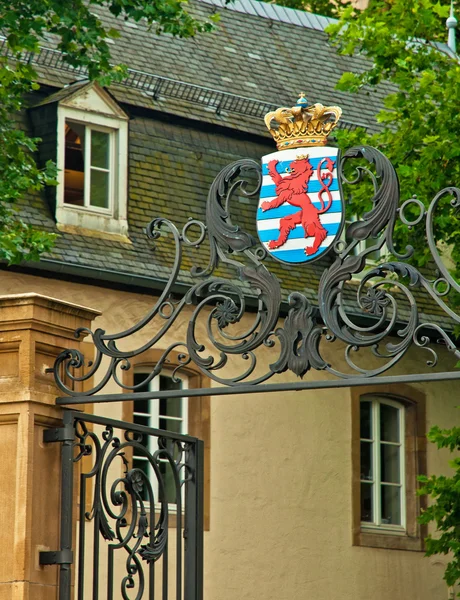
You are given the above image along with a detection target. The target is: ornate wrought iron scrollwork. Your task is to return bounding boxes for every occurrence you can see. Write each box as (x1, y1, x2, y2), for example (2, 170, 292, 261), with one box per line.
(52, 145, 460, 397)
(72, 415, 198, 599)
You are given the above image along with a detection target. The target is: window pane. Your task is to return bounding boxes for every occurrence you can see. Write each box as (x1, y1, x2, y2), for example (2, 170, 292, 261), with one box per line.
(159, 417, 182, 434)
(381, 485, 401, 525)
(133, 398, 149, 414)
(360, 401, 372, 439)
(133, 445, 145, 457)
(360, 441, 373, 481)
(91, 130, 110, 169)
(160, 375, 182, 391)
(380, 403, 400, 442)
(90, 169, 109, 208)
(64, 122, 85, 206)
(133, 373, 150, 393)
(160, 397, 182, 418)
(381, 443, 400, 484)
(361, 482, 373, 522)
(133, 414, 149, 428)
(159, 461, 178, 504)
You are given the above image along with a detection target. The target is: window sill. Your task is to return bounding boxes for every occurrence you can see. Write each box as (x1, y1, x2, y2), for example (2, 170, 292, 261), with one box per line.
(353, 528, 424, 552)
(361, 524, 406, 535)
(56, 205, 129, 238)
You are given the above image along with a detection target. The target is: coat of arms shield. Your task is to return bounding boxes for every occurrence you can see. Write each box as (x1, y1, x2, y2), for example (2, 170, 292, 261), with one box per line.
(257, 95, 344, 264)
(256, 147, 343, 264)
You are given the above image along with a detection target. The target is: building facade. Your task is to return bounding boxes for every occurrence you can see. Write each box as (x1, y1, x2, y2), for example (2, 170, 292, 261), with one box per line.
(0, 0, 458, 598)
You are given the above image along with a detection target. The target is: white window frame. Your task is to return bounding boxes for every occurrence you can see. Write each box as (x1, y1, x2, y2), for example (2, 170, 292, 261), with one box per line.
(132, 370, 189, 509)
(56, 104, 128, 236)
(64, 120, 116, 214)
(360, 397, 406, 532)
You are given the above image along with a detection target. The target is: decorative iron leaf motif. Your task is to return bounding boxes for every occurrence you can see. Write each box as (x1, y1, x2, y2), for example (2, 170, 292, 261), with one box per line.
(271, 292, 327, 377)
(138, 535, 167, 564)
(363, 262, 422, 287)
(138, 505, 168, 564)
(192, 159, 262, 277)
(340, 145, 399, 242)
(136, 514, 148, 539)
(237, 264, 282, 352)
(318, 254, 368, 345)
(206, 159, 261, 254)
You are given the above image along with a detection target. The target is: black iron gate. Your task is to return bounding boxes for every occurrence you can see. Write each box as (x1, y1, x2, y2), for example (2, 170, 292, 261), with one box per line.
(41, 410, 203, 600)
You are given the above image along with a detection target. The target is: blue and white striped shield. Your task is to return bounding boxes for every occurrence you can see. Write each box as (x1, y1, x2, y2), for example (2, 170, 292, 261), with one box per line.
(256, 147, 343, 264)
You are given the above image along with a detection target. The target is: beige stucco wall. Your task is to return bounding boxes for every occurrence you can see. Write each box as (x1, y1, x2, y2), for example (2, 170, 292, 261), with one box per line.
(1, 268, 458, 599)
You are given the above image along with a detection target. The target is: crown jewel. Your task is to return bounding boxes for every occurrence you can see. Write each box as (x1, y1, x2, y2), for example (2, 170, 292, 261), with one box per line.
(264, 93, 342, 150)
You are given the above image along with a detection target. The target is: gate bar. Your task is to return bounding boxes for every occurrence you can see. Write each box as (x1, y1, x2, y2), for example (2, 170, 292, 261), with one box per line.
(57, 369, 460, 404)
(59, 410, 75, 599)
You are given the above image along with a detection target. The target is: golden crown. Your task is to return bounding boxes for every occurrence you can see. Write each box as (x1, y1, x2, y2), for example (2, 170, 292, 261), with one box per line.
(264, 93, 342, 150)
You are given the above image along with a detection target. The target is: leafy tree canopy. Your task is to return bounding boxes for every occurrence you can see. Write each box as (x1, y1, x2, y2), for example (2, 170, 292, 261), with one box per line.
(326, 0, 460, 279)
(0, 0, 216, 263)
(326, 1, 460, 591)
(419, 425, 460, 591)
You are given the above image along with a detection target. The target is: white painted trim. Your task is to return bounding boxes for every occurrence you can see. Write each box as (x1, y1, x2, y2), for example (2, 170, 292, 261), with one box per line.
(360, 397, 406, 531)
(56, 103, 128, 236)
(59, 81, 129, 121)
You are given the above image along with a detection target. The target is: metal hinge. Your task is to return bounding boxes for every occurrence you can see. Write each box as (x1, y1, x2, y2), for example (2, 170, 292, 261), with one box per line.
(39, 549, 73, 566)
(43, 424, 74, 443)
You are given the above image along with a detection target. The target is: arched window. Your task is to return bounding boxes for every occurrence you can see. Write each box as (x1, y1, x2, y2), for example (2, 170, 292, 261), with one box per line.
(352, 385, 427, 551)
(122, 350, 211, 530)
(132, 369, 189, 505)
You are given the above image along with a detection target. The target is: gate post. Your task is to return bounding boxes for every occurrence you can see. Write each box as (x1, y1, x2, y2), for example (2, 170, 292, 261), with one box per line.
(0, 293, 99, 600)
(185, 439, 204, 600)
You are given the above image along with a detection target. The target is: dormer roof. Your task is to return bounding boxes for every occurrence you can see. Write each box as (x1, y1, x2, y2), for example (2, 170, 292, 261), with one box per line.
(33, 81, 129, 120)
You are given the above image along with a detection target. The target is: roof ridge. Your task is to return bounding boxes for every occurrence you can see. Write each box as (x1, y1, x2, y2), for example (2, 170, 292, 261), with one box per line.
(197, 0, 336, 31)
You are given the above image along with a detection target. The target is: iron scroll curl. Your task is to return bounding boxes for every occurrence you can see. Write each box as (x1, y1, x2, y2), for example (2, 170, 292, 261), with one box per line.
(52, 147, 460, 396)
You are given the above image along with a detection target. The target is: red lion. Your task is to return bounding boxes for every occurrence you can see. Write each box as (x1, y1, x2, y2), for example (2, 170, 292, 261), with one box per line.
(261, 156, 335, 256)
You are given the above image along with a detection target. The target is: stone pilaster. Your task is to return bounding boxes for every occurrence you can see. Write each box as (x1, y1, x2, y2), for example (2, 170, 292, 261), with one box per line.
(0, 294, 100, 600)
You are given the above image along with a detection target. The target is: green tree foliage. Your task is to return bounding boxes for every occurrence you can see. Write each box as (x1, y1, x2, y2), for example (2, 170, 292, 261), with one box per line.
(327, 2, 460, 589)
(418, 425, 460, 591)
(0, 0, 216, 263)
(327, 0, 460, 276)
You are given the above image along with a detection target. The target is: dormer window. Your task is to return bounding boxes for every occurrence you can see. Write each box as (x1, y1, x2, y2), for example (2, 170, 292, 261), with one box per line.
(30, 81, 129, 237)
(64, 121, 115, 212)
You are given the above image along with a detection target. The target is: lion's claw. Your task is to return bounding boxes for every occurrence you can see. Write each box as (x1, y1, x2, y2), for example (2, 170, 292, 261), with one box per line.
(261, 201, 272, 212)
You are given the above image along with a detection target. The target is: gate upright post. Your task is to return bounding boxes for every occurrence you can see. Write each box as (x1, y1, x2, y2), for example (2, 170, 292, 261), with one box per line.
(59, 410, 75, 600)
(184, 439, 204, 600)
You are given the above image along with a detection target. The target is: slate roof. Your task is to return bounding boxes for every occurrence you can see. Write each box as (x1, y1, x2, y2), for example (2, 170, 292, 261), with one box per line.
(7, 0, 455, 331)
(17, 0, 385, 136)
